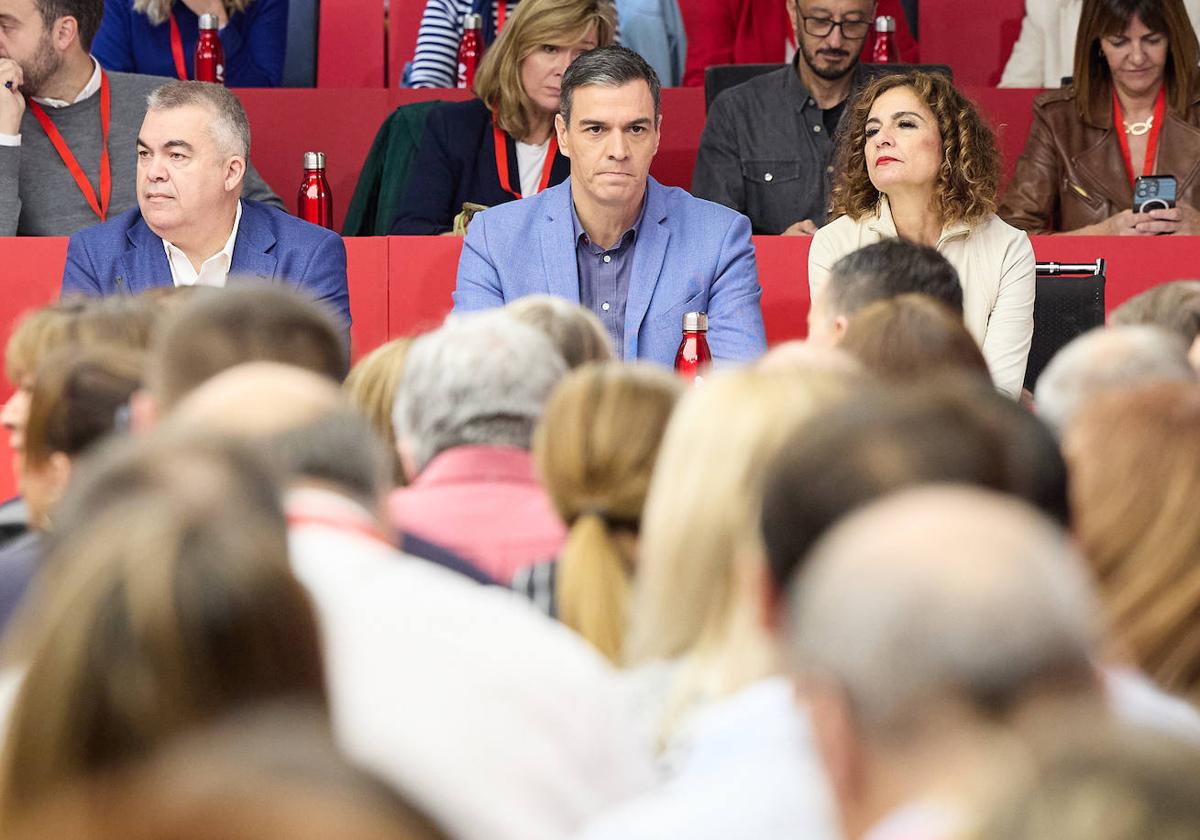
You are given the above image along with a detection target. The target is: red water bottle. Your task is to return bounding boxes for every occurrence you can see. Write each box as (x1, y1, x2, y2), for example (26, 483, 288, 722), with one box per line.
(871, 15, 898, 64)
(674, 312, 713, 383)
(195, 13, 225, 83)
(457, 13, 482, 90)
(297, 152, 333, 229)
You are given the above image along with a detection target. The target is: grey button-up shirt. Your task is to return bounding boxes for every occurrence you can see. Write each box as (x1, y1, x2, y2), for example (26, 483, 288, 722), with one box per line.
(692, 61, 863, 235)
(571, 199, 647, 358)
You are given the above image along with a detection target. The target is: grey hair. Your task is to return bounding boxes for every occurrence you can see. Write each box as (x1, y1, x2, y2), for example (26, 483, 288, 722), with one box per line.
(393, 312, 568, 474)
(559, 44, 661, 127)
(1034, 325, 1196, 434)
(787, 486, 1101, 737)
(267, 409, 392, 510)
(146, 81, 251, 159)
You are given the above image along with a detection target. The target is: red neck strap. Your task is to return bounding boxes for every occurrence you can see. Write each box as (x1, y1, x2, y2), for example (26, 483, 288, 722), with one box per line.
(169, 13, 189, 80)
(493, 118, 558, 199)
(497, 1, 507, 33)
(1113, 86, 1166, 187)
(27, 70, 112, 222)
(286, 511, 392, 547)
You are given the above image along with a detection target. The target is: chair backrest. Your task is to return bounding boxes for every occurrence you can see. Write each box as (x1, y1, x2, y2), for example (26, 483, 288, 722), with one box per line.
(1024, 274, 1107, 391)
(704, 63, 953, 111)
(282, 0, 318, 87)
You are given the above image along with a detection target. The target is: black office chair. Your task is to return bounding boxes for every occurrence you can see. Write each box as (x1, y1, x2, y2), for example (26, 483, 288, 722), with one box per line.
(1024, 259, 1107, 391)
(703, 63, 953, 111)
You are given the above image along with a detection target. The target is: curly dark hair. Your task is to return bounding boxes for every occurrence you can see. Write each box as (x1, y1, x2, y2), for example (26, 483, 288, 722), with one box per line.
(828, 71, 1002, 227)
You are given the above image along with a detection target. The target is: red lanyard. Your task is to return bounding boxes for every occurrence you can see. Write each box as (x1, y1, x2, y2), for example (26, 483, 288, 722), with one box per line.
(168, 14, 188, 80)
(286, 512, 393, 547)
(1113, 86, 1166, 186)
(493, 119, 557, 198)
(497, 1, 507, 32)
(27, 70, 112, 222)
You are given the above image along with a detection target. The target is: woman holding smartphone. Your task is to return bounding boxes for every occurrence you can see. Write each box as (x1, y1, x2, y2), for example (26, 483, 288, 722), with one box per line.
(1000, 0, 1200, 235)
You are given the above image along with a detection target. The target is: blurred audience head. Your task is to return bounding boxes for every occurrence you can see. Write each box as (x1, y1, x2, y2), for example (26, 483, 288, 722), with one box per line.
(787, 486, 1102, 840)
(837, 294, 991, 384)
(1064, 381, 1200, 705)
(1034, 326, 1195, 433)
(474, 0, 617, 142)
(7, 702, 448, 840)
(146, 286, 347, 415)
(627, 368, 855, 741)
(756, 340, 866, 377)
(809, 239, 963, 344)
(166, 362, 342, 439)
(393, 312, 567, 476)
(976, 730, 1200, 840)
(1109, 279, 1200, 369)
(762, 378, 1070, 600)
(270, 408, 393, 516)
(0, 433, 324, 827)
(533, 362, 682, 662)
(343, 338, 413, 487)
(20, 347, 144, 530)
(505, 295, 615, 369)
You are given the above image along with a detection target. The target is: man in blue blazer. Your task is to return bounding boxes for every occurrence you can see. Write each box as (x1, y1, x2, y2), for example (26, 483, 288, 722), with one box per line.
(454, 46, 766, 366)
(61, 80, 349, 337)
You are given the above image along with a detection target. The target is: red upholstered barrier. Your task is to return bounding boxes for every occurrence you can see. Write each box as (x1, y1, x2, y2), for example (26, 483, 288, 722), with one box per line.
(389, 0, 429, 87)
(921, 0, 1028, 87)
(3, 233, 1196, 500)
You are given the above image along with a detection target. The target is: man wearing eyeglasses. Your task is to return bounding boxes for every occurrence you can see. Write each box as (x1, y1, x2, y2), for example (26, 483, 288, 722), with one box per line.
(692, 0, 877, 236)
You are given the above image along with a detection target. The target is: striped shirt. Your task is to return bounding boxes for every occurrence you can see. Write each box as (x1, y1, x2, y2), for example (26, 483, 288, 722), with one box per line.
(407, 0, 619, 89)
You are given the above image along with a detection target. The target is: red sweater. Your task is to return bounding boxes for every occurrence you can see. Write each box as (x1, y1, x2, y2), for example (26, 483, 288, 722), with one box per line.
(681, 0, 918, 87)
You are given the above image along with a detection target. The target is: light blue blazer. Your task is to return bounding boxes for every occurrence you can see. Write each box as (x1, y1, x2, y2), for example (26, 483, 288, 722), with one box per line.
(453, 176, 767, 366)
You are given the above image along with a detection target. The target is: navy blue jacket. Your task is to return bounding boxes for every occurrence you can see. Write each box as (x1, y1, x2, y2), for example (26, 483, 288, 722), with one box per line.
(390, 98, 570, 235)
(60, 199, 351, 338)
(92, 0, 287, 87)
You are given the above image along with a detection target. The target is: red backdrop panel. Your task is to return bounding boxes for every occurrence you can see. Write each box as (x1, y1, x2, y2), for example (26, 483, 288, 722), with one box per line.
(389, 0, 428, 87)
(318, 0, 386, 87)
(386, 236, 460, 338)
(921, 0, 1029, 87)
(345, 237, 390, 361)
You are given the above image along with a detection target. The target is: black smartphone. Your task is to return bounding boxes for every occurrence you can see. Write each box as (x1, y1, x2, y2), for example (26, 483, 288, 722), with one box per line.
(1133, 175, 1177, 213)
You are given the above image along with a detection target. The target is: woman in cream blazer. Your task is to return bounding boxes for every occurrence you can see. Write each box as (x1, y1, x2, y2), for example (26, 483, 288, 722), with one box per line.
(809, 71, 1035, 398)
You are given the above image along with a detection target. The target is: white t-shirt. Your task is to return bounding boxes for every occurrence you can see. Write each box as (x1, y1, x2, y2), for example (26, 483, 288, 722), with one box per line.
(515, 137, 551, 198)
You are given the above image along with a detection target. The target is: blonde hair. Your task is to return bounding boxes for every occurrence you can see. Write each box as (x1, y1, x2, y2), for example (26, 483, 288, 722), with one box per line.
(474, 0, 617, 141)
(627, 369, 855, 740)
(343, 338, 412, 487)
(1066, 382, 1200, 705)
(133, 0, 253, 26)
(5, 301, 89, 385)
(534, 363, 682, 662)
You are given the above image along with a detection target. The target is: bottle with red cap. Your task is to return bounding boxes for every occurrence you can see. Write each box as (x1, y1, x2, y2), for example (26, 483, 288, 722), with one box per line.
(871, 15, 898, 64)
(297, 152, 333, 229)
(457, 13, 482, 90)
(674, 312, 713, 384)
(195, 13, 225, 83)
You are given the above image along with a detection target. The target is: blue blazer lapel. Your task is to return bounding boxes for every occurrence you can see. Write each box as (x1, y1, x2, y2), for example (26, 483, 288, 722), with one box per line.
(229, 201, 278, 282)
(623, 179, 670, 359)
(539, 181, 581, 303)
(119, 216, 174, 295)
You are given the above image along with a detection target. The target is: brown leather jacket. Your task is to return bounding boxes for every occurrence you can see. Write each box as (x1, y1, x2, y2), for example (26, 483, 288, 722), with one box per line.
(999, 86, 1200, 234)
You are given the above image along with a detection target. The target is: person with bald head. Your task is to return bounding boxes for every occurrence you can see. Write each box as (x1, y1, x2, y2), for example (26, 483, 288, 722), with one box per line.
(784, 486, 1106, 840)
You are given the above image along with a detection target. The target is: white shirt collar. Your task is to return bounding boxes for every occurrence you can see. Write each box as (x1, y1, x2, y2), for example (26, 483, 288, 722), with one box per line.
(31, 56, 102, 109)
(162, 200, 243, 288)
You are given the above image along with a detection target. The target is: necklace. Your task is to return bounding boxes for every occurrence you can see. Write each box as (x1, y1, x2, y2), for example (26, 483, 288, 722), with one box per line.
(1123, 114, 1154, 136)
